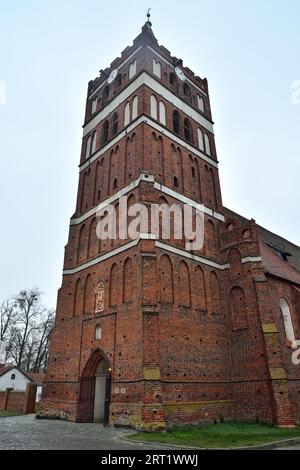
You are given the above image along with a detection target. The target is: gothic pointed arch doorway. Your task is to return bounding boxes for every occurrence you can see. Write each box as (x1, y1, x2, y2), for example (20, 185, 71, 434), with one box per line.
(78, 350, 111, 424)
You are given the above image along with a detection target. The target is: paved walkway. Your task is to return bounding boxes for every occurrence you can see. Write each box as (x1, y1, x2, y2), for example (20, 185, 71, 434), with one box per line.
(1, 415, 299, 450)
(0, 414, 170, 450)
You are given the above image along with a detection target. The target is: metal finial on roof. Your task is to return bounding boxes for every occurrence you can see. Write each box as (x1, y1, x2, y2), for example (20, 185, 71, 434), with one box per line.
(146, 8, 152, 27)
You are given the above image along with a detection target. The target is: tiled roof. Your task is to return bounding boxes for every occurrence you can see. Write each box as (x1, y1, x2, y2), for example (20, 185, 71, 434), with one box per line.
(258, 236, 300, 285)
(224, 206, 300, 285)
(26, 372, 45, 386)
(257, 225, 300, 274)
(0, 365, 13, 377)
(0, 366, 45, 384)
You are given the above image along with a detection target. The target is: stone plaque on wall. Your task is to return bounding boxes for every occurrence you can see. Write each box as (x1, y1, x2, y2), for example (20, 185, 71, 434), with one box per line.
(95, 281, 105, 313)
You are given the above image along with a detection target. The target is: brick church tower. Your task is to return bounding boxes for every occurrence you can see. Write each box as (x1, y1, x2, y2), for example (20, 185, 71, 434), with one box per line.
(40, 19, 300, 429)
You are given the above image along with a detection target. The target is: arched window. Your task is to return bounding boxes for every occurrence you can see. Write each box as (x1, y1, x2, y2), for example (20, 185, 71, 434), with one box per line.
(132, 96, 138, 120)
(91, 131, 97, 154)
(170, 72, 177, 87)
(197, 94, 205, 113)
(204, 134, 211, 156)
(11, 373, 15, 380)
(153, 58, 161, 78)
(95, 325, 102, 340)
(102, 85, 109, 105)
(159, 101, 166, 126)
(279, 298, 296, 347)
(91, 98, 97, 115)
(112, 113, 118, 136)
(173, 176, 179, 187)
(124, 102, 130, 127)
(183, 83, 192, 102)
(129, 60, 137, 79)
(184, 118, 193, 143)
(101, 120, 109, 145)
(85, 136, 92, 159)
(173, 111, 181, 134)
(114, 73, 122, 92)
(150, 95, 158, 120)
(198, 128, 204, 151)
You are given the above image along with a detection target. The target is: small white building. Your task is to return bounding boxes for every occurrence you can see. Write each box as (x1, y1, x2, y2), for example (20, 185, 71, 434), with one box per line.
(0, 365, 44, 402)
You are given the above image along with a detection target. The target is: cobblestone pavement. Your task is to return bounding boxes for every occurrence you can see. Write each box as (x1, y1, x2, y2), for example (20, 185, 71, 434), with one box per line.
(2, 415, 299, 450)
(0, 414, 171, 450)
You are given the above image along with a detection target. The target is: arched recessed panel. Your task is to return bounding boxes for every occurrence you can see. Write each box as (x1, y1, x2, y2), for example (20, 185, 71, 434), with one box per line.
(279, 298, 296, 347)
(109, 263, 119, 306)
(197, 94, 205, 112)
(129, 60, 137, 79)
(159, 255, 174, 304)
(123, 258, 133, 302)
(159, 101, 166, 126)
(132, 96, 138, 120)
(204, 134, 211, 156)
(178, 261, 191, 307)
(153, 58, 161, 78)
(230, 286, 247, 330)
(209, 272, 221, 315)
(124, 102, 130, 127)
(150, 95, 158, 120)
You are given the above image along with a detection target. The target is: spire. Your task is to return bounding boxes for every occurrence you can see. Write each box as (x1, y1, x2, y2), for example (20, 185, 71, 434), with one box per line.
(133, 8, 157, 46)
(146, 8, 152, 27)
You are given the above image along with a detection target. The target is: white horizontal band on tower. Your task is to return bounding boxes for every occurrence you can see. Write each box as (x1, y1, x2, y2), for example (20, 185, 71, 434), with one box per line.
(83, 72, 214, 137)
(63, 235, 230, 275)
(70, 173, 225, 226)
(241, 256, 262, 264)
(155, 241, 230, 271)
(63, 238, 139, 275)
(147, 46, 208, 97)
(81, 115, 218, 173)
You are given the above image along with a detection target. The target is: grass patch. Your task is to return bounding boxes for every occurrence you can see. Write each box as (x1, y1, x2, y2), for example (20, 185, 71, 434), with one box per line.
(0, 410, 22, 418)
(127, 422, 300, 448)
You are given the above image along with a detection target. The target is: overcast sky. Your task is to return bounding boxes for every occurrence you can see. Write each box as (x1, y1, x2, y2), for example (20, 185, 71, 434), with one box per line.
(0, 0, 299, 308)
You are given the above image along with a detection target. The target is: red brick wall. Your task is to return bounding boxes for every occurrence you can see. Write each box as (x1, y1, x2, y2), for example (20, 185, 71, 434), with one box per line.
(41, 27, 300, 429)
(0, 384, 37, 414)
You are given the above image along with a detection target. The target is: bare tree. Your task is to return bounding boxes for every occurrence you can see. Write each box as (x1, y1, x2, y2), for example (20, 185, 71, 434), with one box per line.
(32, 309, 55, 372)
(0, 300, 17, 342)
(13, 289, 44, 369)
(2, 289, 55, 372)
